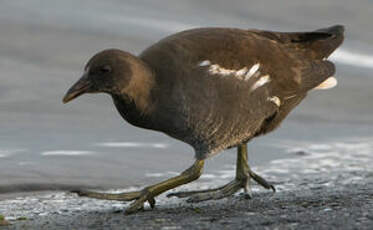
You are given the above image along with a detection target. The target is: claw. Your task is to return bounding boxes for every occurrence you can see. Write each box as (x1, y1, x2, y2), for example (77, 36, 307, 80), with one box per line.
(270, 185, 276, 192)
(148, 197, 156, 209)
(125, 200, 145, 215)
(166, 193, 175, 198)
(243, 182, 253, 199)
(125, 189, 156, 214)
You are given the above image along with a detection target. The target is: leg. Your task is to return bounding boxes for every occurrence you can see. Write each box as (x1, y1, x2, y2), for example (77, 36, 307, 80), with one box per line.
(73, 160, 204, 214)
(167, 143, 275, 202)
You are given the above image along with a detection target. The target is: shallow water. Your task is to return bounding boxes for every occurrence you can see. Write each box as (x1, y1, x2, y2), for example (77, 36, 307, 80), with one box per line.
(1, 0, 373, 197)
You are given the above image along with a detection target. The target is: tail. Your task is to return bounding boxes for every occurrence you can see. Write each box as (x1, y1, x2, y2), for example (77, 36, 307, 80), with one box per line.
(307, 25, 345, 59)
(252, 25, 345, 59)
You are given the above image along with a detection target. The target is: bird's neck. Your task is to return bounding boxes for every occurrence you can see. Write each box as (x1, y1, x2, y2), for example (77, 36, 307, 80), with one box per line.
(119, 57, 156, 115)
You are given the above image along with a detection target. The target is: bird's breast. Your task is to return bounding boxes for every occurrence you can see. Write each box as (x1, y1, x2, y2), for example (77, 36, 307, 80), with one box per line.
(112, 95, 156, 130)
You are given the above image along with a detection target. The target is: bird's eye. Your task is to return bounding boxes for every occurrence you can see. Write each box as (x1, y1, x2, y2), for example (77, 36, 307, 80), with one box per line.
(99, 65, 112, 74)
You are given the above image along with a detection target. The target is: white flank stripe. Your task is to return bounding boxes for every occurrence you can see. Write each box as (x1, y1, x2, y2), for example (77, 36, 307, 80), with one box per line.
(207, 63, 255, 79)
(41, 151, 93, 156)
(235, 67, 248, 77)
(245, 63, 260, 80)
(251, 75, 270, 90)
(314, 77, 338, 90)
(199, 60, 211, 66)
(268, 96, 281, 107)
(208, 64, 236, 76)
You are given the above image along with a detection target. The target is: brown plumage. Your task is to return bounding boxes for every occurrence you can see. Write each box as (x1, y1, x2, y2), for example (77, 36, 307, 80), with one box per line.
(63, 25, 344, 214)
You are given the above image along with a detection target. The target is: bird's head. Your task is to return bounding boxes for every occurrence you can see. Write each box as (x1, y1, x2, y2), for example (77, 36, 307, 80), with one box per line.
(63, 49, 150, 104)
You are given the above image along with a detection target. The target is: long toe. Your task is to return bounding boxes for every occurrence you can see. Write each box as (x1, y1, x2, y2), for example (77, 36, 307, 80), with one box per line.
(249, 170, 276, 192)
(170, 180, 244, 203)
(71, 190, 141, 201)
(187, 184, 242, 202)
(167, 188, 221, 198)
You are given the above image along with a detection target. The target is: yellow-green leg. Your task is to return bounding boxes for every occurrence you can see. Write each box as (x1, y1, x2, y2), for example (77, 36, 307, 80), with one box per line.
(73, 160, 204, 214)
(167, 143, 275, 202)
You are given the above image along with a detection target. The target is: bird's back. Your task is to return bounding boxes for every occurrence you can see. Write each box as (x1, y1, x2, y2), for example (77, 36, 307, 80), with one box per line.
(140, 26, 344, 159)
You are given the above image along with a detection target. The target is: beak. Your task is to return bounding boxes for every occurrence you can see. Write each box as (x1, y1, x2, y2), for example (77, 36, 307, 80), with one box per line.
(63, 73, 93, 104)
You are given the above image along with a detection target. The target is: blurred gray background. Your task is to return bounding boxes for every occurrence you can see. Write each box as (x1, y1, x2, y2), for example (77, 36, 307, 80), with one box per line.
(1, 0, 373, 194)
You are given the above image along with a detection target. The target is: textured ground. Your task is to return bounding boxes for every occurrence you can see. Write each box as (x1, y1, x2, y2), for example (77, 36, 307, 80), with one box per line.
(1, 180, 373, 230)
(2, 139, 373, 229)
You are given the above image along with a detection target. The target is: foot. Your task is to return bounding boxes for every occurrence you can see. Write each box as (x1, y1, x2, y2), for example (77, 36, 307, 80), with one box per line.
(167, 178, 249, 202)
(72, 188, 156, 214)
(167, 169, 275, 202)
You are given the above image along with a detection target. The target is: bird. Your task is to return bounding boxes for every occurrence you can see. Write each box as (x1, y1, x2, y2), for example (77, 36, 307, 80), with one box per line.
(63, 25, 344, 214)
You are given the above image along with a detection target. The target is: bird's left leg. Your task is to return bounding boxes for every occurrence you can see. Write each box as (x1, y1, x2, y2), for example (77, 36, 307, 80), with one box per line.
(167, 143, 275, 202)
(73, 159, 204, 214)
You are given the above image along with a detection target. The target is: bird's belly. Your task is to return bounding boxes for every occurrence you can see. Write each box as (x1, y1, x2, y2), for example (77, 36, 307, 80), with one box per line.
(189, 113, 264, 158)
